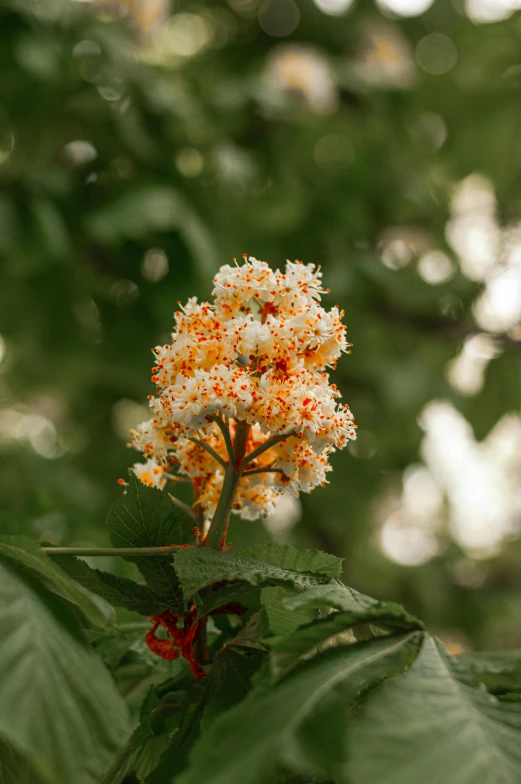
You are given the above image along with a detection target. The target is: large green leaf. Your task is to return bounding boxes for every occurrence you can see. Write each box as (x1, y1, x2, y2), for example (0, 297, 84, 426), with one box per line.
(174, 547, 332, 605)
(240, 544, 343, 580)
(177, 633, 421, 784)
(348, 635, 521, 784)
(0, 559, 130, 784)
(55, 555, 172, 615)
(457, 650, 521, 694)
(0, 536, 112, 631)
(0, 738, 47, 784)
(270, 603, 422, 678)
(107, 474, 193, 611)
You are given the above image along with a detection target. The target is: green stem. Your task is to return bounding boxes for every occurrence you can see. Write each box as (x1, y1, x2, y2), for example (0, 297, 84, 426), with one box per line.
(188, 437, 228, 470)
(242, 467, 286, 477)
(204, 468, 240, 549)
(239, 430, 297, 470)
(205, 420, 252, 549)
(209, 414, 235, 465)
(42, 546, 178, 557)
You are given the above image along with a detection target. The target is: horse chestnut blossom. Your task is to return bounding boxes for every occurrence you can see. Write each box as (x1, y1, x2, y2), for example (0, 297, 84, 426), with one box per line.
(128, 255, 356, 549)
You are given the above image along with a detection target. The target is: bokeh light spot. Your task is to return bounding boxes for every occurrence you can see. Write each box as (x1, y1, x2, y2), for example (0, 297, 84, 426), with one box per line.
(142, 249, 169, 283)
(417, 250, 454, 285)
(376, 0, 434, 17)
(176, 148, 204, 177)
(313, 0, 355, 15)
(415, 33, 457, 76)
(258, 0, 300, 37)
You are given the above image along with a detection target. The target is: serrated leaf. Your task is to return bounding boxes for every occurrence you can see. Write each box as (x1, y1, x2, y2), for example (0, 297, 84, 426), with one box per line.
(195, 581, 263, 619)
(107, 474, 193, 611)
(202, 645, 264, 728)
(348, 635, 521, 784)
(240, 544, 343, 580)
(282, 581, 379, 614)
(174, 547, 331, 605)
(457, 650, 521, 694)
(0, 536, 112, 631)
(270, 603, 423, 679)
(261, 587, 315, 638)
(176, 633, 420, 784)
(0, 559, 130, 784)
(56, 556, 172, 615)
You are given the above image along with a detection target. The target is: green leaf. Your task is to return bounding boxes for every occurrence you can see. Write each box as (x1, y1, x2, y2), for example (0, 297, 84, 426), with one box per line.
(240, 544, 343, 580)
(0, 559, 130, 784)
(177, 633, 420, 784)
(261, 587, 316, 638)
(195, 581, 263, 619)
(107, 474, 193, 611)
(174, 547, 332, 605)
(102, 689, 179, 784)
(348, 635, 521, 784)
(0, 738, 47, 784)
(145, 682, 210, 784)
(282, 581, 379, 614)
(55, 555, 172, 615)
(0, 536, 112, 631)
(202, 645, 264, 728)
(270, 603, 423, 679)
(457, 650, 521, 693)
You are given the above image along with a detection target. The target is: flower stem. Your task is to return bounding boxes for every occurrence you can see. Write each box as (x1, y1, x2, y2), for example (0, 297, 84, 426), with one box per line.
(188, 438, 228, 470)
(205, 420, 251, 549)
(204, 468, 240, 549)
(209, 414, 235, 465)
(239, 430, 297, 470)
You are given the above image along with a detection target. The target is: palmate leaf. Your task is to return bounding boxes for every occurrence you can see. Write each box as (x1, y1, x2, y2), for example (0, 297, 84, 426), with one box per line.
(107, 474, 193, 612)
(55, 556, 172, 616)
(348, 635, 521, 784)
(174, 547, 332, 605)
(0, 536, 112, 630)
(456, 650, 521, 694)
(0, 559, 130, 784)
(176, 632, 421, 784)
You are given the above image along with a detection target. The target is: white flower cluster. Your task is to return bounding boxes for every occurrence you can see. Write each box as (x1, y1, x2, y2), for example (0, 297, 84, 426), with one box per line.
(129, 256, 356, 522)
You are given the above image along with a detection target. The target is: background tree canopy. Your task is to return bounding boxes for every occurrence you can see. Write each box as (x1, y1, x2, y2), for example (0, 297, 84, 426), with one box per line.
(1, 0, 521, 652)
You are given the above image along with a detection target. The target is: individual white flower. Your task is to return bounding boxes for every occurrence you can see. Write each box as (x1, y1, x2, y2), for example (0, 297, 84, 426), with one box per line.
(132, 458, 168, 489)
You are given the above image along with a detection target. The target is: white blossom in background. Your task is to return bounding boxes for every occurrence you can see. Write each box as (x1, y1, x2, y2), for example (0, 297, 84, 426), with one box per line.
(446, 333, 500, 396)
(381, 402, 521, 565)
(419, 401, 521, 557)
(262, 45, 337, 114)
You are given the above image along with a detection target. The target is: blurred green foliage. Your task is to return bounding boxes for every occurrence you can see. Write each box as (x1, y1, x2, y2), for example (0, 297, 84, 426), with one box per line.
(2, 0, 521, 650)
